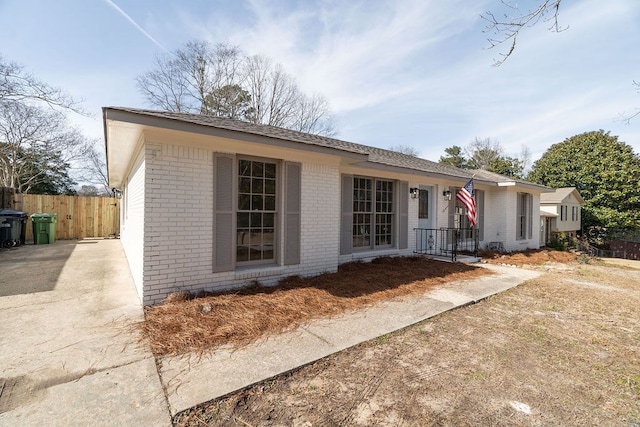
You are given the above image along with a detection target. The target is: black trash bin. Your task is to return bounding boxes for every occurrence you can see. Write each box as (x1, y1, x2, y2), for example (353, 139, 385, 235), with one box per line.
(0, 209, 28, 247)
(0, 216, 11, 248)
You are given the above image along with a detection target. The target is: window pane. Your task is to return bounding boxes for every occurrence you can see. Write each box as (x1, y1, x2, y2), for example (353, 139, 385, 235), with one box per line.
(250, 212, 262, 227)
(263, 213, 274, 228)
(251, 195, 263, 210)
(264, 163, 276, 179)
(263, 228, 275, 244)
(252, 179, 264, 194)
(252, 162, 264, 177)
(238, 194, 250, 210)
(237, 213, 250, 228)
(239, 160, 251, 176)
(265, 196, 276, 211)
(265, 179, 276, 194)
(239, 177, 251, 193)
(249, 246, 263, 261)
(236, 245, 249, 262)
(237, 229, 250, 244)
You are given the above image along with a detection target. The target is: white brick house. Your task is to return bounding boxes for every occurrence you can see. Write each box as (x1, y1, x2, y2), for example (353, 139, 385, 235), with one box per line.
(104, 107, 550, 305)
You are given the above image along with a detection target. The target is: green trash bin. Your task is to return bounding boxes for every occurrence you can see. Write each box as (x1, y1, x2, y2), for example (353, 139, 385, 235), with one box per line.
(31, 213, 57, 244)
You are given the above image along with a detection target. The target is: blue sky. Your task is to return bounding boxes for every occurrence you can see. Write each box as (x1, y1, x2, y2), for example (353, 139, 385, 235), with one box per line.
(1, 0, 639, 165)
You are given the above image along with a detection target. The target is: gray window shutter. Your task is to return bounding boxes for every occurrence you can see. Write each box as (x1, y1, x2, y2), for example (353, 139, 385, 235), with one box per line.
(340, 175, 353, 255)
(398, 181, 409, 249)
(516, 192, 523, 239)
(477, 190, 484, 241)
(213, 154, 234, 272)
(527, 194, 533, 239)
(284, 162, 301, 265)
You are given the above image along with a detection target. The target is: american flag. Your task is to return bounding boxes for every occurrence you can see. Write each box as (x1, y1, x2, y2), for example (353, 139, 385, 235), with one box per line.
(456, 178, 477, 227)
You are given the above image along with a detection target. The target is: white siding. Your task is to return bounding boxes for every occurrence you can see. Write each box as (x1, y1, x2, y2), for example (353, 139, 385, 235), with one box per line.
(120, 148, 146, 302)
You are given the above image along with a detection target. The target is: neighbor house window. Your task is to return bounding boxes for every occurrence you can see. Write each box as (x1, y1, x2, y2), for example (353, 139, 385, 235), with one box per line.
(352, 177, 394, 249)
(236, 159, 277, 264)
(560, 205, 567, 221)
(572, 206, 577, 221)
(517, 192, 533, 240)
(418, 189, 429, 219)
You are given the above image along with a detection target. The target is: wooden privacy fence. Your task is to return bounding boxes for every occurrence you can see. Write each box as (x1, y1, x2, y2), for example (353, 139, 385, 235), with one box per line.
(20, 194, 120, 240)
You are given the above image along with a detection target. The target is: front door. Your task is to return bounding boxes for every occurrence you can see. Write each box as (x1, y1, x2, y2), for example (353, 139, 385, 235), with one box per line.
(417, 187, 434, 251)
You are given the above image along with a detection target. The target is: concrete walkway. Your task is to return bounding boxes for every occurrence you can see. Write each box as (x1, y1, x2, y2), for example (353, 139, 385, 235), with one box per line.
(159, 263, 541, 416)
(0, 240, 171, 426)
(1, 240, 542, 423)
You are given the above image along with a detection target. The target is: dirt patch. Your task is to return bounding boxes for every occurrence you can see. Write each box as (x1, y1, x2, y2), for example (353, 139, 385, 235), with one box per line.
(142, 257, 488, 356)
(174, 261, 640, 426)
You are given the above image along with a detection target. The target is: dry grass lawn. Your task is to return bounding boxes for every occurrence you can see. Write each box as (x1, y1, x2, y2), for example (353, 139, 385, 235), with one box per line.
(170, 251, 640, 426)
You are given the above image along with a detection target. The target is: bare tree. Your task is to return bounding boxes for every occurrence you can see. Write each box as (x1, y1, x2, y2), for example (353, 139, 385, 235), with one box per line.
(0, 101, 92, 193)
(292, 93, 336, 137)
(137, 42, 337, 136)
(483, 0, 565, 66)
(0, 54, 82, 112)
(136, 41, 244, 114)
(465, 137, 503, 169)
(73, 143, 111, 195)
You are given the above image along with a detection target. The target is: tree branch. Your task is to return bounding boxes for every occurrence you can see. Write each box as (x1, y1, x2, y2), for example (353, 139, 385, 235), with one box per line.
(482, 0, 566, 66)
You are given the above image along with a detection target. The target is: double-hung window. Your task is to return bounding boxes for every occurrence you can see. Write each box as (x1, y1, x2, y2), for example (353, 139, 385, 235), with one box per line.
(352, 177, 394, 249)
(236, 159, 277, 264)
(517, 192, 533, 240)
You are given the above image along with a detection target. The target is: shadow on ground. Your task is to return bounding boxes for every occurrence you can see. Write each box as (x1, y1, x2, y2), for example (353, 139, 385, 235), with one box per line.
(0, 241, 78, 297)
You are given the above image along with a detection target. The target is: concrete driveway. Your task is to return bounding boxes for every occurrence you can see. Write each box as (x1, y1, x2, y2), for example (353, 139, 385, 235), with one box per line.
(0, 240, 171, 426)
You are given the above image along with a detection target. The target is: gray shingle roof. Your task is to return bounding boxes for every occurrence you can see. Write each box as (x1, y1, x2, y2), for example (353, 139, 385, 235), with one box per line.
(104, 107, 545, 187)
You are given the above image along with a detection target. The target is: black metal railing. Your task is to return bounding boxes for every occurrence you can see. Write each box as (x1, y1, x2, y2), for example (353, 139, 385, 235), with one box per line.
(414, 227, 479, 261)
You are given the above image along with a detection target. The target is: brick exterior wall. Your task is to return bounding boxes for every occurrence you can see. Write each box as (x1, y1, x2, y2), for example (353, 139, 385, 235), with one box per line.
(129, 141, 345, 305)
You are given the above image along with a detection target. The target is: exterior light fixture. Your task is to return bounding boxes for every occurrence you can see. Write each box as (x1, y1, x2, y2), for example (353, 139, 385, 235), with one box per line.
(410, 187, 419, 199)
(442, 190, 452, 201)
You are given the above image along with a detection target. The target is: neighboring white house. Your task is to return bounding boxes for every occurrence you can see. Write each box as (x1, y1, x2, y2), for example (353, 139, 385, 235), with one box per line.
(540, 187, 584, 244)
(103, 107, 551, 305)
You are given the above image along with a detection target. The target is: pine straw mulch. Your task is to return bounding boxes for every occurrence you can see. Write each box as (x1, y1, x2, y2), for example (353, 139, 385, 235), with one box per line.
(479, 248, 579, 266)
(141, 256, 489, 357)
